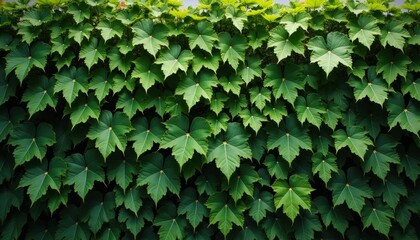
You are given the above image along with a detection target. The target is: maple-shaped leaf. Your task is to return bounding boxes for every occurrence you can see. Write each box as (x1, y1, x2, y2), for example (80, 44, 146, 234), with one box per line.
(83, 192, 115, 233)
(108, 47, 132, 76)
(328, 167, 373, 213)
(112, 72, 136, 93)
(267, 27, 305, 62)
(115, 89, 145, 119)
(263, 63, 305, 104)
(67, 94, 100, 128)
(160, 116, 210, 168)
(54, 66, 89, 106)
(155, 202, 187, 240)
(132, 19, 169, 57)
(263, 101, 288, 126)
(379, 20, 410, 51)
(238, 56, 262, 85)
(21, 8, 51, 26)
(79, 37, 107, 70)
(137, 153, 180, 204)
(249, 86, 270, 110)
(178, 187, 208, 230)
(322, 101, 342, 130)
(219, 74, 243, 96)
(225, 5, 247, 32)
(0, 107, 25, 143)
(115, 187, 143, 215)
(263, 154, 288, 180)
(386, 92, 420, 136)
(312, 152, 338, 185)
(332, 126, 373, 159)
(294, 211, 322, 240)
(348, 67, 390, 106)
(307, 32, 353, 76)
(249, 189, 275, 224)
(68, 23, 93, 45)
(347, 15, 380, 49)
(217, 32, 247, 70)
(51, 36, 70, 56)
(132, 55, 164, 92)
(89, 68, 112, 102)
(295, 93, 326, 128)
(267, 114, 312, 165)
(224, 164, 259, 202)
(96, 20, 124, 42)
(239, 107, 267, 134)
(376, 49, 411, 85)
(67, 2, 90, 23)
(0, 153, 13, 185)
(56, 205, 91, 240)
(175, 70, 217, 110)
(0, 63, 17, 106)
(185, 21, 217, 54)
(87, 111, 132, 159)
(272, 174, 314, 222)
(247, 28, 269, 50)
(18, 157, 65, 204)
(22, 75, 57, 117)
(261, 213, 292, 240)
(128, 117, 164, 158)
(402, 75, 420, 101)
(155, 44, 193, 79)
(191, 50, 220, 74)
(5, 42, 50, 82)
(280, 12, 311, 35)
(205, 192, 245, 237)
(398, 144, 420, 183)
(118, 204, 154, 236)
(361, 200, 394, 236)
(107, 150, 138, 192)
(373, 173, 407, 210)
(9, 122, 55, 166)
(314, 196, 350, 235)
(64, 151, 105, 200)
(207, 123, 252, 181)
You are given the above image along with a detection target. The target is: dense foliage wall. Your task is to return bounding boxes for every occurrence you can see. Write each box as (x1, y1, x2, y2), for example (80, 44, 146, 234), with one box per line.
(0, 0, 419, 239)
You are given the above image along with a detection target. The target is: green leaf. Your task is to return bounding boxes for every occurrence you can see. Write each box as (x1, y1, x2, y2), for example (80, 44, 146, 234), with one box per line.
(261, 213, 291, 240)
(68, 23, 93, 45)
(89, 68, 112, 102)
(347, 15, 380, 49)
(191, 50, 220, 74)
(108, 48, 132, 76)
(280, 12, 311, 35)
(314, 196, 350, 235)
(402, 75, 420, 101)
(132, 19, 169, 57)
(67, 2, 90, 23)
(185, 21, 217, 54)
(118, 204, 154, 236)
(268, 27, 305, 62)
(87, 111, 132, 159)
(5, 42, 50, 82)
(249, 189, 275, 224)
(79, 38, 107, 70)
(329, 167, 373, 213)
(115, 89, 144, 119)
(307, 32, 353, 76)
(263, 101, 288, 126)
(175, 70, 217, 110)
(0, 107, 25, 143)
(21, 75, 57, 117)
(386, 92, 420, 135)
(155, 202, 187, 240)
(9, 122, 55, 166)
(205, 192, 245, 237)
(267, 114, 312, 165)
(348, 67, 390, 106)
(379, 20, 410, 51)
(178, 188, 208, 230)
(56, 205, 91, 240)
(1, 213, 27, 240)
(128, 117, 164, 158)
(0, 64, 17, 106)
(263, 154, 288, 179)
(272, 174, 313, 222)
(361, 200, 394, 236)
(132, 56, 164, 92)
(247, 28, 269, 50)
(263, 63, 305, 104)
(115, 187, 143, 215)
(323, 101, 342, 130)
(239, 108, 267, 134)
(312, 152, 338, 185)
(155, 44, 193, 79)
(0, 154, 13, 185)
(225, 164, 259, 202)
(238, 56, 262, 85)
(219, 74, 243, 96)
(249, 86, 270, 110)
(83, 192, 115, 233)
(54, 66, 89, 106)
(18, 157, 65, 204)
(225, 5, 247, 32)
(374, 173, 407, 210)
(108, 151, 138, 192)
(294, 211, 322, 240)
(21, 8, 51, 26)
(137, 153, 180, 205)
(332, 126, 373, 159)
(64, 151, 105, 200)
(207, 123, 252, 180)
(67, 94, 100, 128)
(295, 93, 326, 128)
(96, 20, 124, 42)
(112, 73, 136, 93)
(217, 32, 247, 70)
(398, 144, 420, 182)
(376, 49, 411, 85)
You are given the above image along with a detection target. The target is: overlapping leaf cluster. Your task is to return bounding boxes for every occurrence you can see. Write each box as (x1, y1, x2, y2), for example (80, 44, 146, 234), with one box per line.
(0, 0, 419, 239)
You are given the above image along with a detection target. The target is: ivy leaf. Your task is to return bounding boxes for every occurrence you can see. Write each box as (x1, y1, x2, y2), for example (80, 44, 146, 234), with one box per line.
(295, 93, 326, 128)
(192, 50, 220, 74)
(107, 150, 138, 192)
(0, 107, 25, 143)
(239, 108, 267, 134)
(272, 174, 314, 222)
(118, 204, 154, 236)
(249, 86, 270, 110)
(224, 164, 259, 202)
(155, 202, 187, 240)
(67, 2, 90, 23)
(89, 68, 112, 102)
(115, 187, 143, 215)
(51, 36, 70, 56)
(0, 154, 13, 185)
(22, 75, 57, 117)
(185, 21, 217, 54)
(175, 70, 218, 110)
(280, 12, 311, 35)
(224, 5, 246, 32)
(83, 192, 115, 233)
(267, 114, 312, 165)
(361, 200, 394, 236)
(67, 94, 100, 128)
(108, 48, 132, 76)
(207, 123, 252, 181)
(323, 101, 342, 130)
(96, 20, 124, 42)
(155, 44, 193, 79)
(5, 42, 50, 82)
(137, 153, 180, 205)
(267, 27, 305, 62)
(87, 111, 132, 158)
(178, 188, 208, 230)
(132, 56, 164, 92)
(263, 101, 288, 126)
(56, 205, 91, 240)
(402, 75, 420, 101)
(348, 67, 390, 106)
(374, 173, 407, 210)
(312, 152, 338, 185)
(219, 74, 243, 96)
(18, 157, 65, 204)
(332, 126, 373, 159)
(347, 15, 380, 49)
(68, 23, 93, 45)
(261, 213, 291, 240)
(314, 196, 350, 235)
(238, 56, 262, 85)
(79, 38, 107, 70)
(217, 32, 247, 70)
(205, 192, 245, 237)
(386, 92, 420, 136)
(247, 28, 269, 50)
(263, 154, 288, 180)
(9, 122, 55, 166)
(54, 66, 89, 106)
(329, 167, 373, 213)
(64, 151, 105, 200)
(294, 211, 322, 240)
(398, 145, 420, 183)
(132, 19, 169, 57)
(307, 32, 353, 76)
(0, 64, 17, 106)
(115, 89, 144, 119)
(379, 20, 410, 51)
(128, 117, 164, 158)
(376, 49, 411, 85)
(249, 189, 275, 224)
(1, 213, 27, 240)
